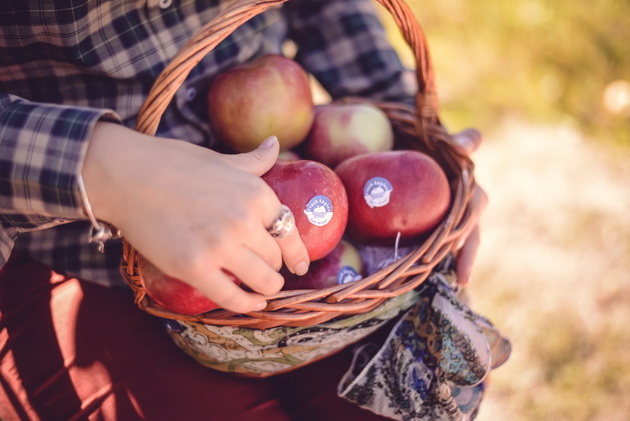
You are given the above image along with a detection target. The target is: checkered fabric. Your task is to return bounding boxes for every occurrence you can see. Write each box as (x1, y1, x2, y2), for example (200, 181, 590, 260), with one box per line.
(0, 0, 415, 286)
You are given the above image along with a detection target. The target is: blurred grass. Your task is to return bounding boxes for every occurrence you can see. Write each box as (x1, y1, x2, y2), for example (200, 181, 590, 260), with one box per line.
(376, 1, 630, 419)
(378, 0, 630, 147)
(468, 121, 630, 420)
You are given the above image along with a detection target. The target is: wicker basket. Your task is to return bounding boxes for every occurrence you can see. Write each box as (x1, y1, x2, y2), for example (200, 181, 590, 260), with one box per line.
(120, 0, 475, 332)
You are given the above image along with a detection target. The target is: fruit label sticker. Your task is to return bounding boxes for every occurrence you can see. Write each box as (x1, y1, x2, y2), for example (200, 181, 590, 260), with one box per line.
(304, 195, 333, 226)
(363, 177, 393, 208)
(336, 266, 362, 285)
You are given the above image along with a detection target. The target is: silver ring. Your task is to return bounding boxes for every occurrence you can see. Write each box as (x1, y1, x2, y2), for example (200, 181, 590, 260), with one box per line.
(267, 205, 296, 239)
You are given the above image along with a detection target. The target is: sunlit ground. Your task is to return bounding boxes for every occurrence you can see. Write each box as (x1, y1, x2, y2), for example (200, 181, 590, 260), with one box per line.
(468, 118, 630, 421)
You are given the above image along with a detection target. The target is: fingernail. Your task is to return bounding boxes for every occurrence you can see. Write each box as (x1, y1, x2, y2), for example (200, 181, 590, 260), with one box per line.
(259, 136, 278, 149)
(294, 261, 309, 276)
(254, 301, 268, 311)
(457, 269, 470, 286)
(454, 134, 473, 153)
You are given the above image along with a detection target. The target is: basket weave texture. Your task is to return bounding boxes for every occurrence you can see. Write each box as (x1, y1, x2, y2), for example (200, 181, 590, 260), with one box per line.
(120, 0, 476, 331)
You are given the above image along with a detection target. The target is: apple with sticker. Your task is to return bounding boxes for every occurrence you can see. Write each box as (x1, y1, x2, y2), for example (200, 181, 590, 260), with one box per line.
(262, 159, 349, 261)
(281, 239, 363, 290)
(335, 150, 451, 244)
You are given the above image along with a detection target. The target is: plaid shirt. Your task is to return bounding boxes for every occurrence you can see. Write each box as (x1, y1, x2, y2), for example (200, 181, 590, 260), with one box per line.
(0, 0, 415, 287)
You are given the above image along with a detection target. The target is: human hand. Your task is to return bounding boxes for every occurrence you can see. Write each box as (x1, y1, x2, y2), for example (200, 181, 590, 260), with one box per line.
(447, 128, 487, 286)
(82, 123, 309, 313)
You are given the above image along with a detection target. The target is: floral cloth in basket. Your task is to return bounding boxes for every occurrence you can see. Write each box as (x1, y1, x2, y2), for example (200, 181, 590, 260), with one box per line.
(161, 287, 420, 376)
(338, 258, 511, 421)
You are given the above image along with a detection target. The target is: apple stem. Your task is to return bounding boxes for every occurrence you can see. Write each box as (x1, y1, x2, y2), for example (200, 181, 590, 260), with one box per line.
(394, 232, 402, 260)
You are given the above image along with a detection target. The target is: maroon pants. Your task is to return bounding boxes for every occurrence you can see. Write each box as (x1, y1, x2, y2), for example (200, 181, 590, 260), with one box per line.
(0, 254, 390, 420)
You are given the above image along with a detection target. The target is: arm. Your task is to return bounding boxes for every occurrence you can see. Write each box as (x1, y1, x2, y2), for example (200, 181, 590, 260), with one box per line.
(0, 94, 118, 267)
(0, 94, 309, 313)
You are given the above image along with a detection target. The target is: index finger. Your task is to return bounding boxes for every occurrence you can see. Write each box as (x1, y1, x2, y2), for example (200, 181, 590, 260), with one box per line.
(191, 269, 269, 314)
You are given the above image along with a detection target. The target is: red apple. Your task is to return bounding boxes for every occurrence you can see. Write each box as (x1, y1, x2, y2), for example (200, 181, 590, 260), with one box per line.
(302, 102, 394, 168)
(335, 150, 451, 244)
(138, 255, 240, 315)
(207, 54, 315, 152)
(281, 239, 363, 290)
(262, 160, 348, 261)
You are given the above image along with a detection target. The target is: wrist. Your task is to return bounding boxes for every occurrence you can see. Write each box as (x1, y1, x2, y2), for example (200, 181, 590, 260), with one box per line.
(81, 122, 147, 227)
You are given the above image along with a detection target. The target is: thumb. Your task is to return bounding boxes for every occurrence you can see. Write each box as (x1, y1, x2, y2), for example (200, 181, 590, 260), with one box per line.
(219, 136, 280, 176)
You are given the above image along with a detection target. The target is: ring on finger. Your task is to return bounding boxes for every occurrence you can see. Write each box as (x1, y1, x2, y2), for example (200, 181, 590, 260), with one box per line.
(267, 205, 296, 239)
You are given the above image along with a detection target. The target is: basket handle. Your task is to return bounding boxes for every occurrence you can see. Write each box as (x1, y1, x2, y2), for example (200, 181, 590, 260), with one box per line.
(135, 0, 439, 138)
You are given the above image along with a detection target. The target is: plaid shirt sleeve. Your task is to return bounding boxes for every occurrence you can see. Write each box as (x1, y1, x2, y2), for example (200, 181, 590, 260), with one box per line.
(285, 0, 417, 101)
(0, 93, 119, 266)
